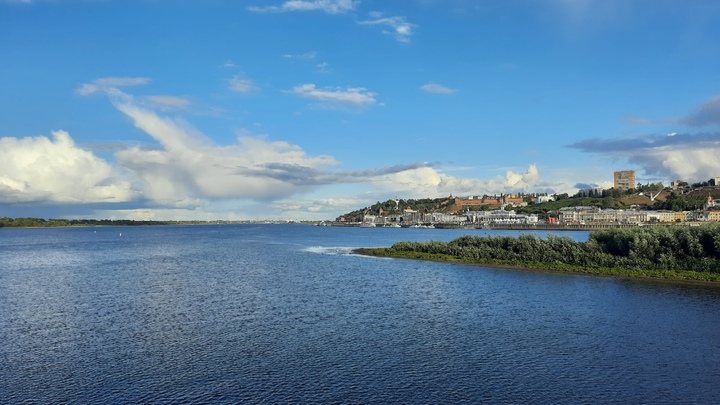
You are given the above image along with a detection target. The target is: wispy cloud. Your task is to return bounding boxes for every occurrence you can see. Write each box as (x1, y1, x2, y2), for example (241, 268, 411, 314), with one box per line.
(678, 95, 720, 127)
(229, 76, 258, 93)
(626, 95, 720, 127)
(289, 83, 377, 107)
(249, 0, 358, 14)
(624, 115, 657, 125)
(107, 91, 342, 206)
(315, 62, 331, 73)
(420, 82, 457, 94)
(282, 51, 317, 59)
(236, 162, 432, 186)
(358, 14, 416, 42)
(77, 77, 150, 96)
(146, 95, 191, 109)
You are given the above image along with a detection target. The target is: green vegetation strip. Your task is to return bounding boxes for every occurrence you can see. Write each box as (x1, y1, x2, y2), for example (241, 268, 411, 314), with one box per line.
(355, 224, 720, 283)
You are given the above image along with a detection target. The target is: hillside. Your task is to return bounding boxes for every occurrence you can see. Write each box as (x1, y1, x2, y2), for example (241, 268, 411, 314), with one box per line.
(338, 187, 720, 221)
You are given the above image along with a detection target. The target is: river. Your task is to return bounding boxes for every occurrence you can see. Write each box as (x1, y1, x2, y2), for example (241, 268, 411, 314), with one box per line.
(1, 224, 719, 403)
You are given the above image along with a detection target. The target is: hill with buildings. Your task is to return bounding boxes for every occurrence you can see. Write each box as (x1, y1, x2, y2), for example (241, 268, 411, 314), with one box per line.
(336, 183, 720, 226)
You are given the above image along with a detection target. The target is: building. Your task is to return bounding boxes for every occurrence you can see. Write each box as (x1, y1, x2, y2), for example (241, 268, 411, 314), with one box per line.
(558, 206, 599, 224)
(593, 209, 647, 224)
(535, 195, 555, 204)
(466, 210, 538, 225)
(645, 210, 687, 223)
(613, 170, 635, 191)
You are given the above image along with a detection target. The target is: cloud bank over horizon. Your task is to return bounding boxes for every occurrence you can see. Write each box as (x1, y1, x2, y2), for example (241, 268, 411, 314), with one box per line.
(3, 74, 718, 220)
(0, 82, 562, 219)
(569, 132, 720, 183)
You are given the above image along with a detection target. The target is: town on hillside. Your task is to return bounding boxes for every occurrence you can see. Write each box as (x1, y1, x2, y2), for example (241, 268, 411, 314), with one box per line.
(331, 171, 720, 228)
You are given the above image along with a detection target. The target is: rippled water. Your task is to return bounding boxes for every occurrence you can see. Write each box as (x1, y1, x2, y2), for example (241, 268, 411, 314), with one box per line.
(1, 224, 719, 404)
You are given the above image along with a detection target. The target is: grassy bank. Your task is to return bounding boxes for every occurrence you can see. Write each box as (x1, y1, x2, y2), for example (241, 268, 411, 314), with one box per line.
(355, 224, 720, 283)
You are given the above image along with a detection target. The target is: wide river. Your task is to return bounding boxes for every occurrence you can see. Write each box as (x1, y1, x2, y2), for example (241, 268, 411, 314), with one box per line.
(1, 224, 719, 404)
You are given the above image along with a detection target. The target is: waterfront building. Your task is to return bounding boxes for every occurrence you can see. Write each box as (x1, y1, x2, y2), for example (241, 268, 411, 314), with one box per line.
(465, 210, 538, 225)
(427, 213, 465, 224)
(558, 206, 599, 224)
(593, 209, 647, 224)
(646, 210, 688, 223)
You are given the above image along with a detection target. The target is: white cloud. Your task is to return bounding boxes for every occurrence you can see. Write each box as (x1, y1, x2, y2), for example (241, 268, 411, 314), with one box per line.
(249, 0, 357, 14)
(374, 164, 545, 198)
(290, 83, 377, 107)
(627, 147, 720, 183)
(146, 95, 191, 109)
(229, 76, 258, 93)
(358, 15, 416, 42)
(420, 82, 457, 94)
(569, 132, 720, 183)
(0, 130, 134, 203)
(315, 62, 331, 73)
(107, 91, 342, 206)
(77, 77, 150, 96)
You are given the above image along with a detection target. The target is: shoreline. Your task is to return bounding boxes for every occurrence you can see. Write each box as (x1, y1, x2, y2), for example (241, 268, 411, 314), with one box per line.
(330, 222, 707, 231)
(354, 248, 720, 287)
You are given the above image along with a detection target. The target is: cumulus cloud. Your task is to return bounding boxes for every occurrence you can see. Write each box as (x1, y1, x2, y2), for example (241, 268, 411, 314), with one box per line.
(77, 77, 150, 96)
(358, 15, 416, 42)
(568, 132, 720, 182)
(373, 164, 544, 198)
(249, 0, 357, 14)
(289, 83, 377, 107)
(0, 130, 134, 203)
(420, 82, 457, 94)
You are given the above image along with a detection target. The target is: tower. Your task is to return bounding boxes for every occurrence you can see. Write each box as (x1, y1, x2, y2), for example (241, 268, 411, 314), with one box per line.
(613, 170, 635, 191)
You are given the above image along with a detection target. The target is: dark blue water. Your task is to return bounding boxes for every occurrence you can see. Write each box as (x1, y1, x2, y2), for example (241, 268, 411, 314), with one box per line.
(1, 225, 719, 404)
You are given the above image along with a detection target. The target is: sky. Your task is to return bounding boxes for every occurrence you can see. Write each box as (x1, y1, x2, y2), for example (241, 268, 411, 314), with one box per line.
(1, 0, 720, 221)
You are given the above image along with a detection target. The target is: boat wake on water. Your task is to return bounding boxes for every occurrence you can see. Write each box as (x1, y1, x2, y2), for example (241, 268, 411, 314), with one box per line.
(303, 246, 357, 256)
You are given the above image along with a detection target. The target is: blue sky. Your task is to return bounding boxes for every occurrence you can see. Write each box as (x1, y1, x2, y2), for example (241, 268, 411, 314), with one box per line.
(1, 0, 720, 221)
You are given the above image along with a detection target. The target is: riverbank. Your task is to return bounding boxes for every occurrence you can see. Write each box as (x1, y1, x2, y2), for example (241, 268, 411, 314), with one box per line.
(328, 221, 708, 231)
(354, 247, 720, 285)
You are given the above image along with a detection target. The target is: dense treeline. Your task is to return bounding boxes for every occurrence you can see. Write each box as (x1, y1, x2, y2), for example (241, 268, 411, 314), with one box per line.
(360, 224, 720, 281)
(0, 217, 172, 228)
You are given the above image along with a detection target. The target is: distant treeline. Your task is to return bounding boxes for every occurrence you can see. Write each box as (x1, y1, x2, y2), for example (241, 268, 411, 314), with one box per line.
(357, 224, 720, 282)
(0, 217, 172, 228)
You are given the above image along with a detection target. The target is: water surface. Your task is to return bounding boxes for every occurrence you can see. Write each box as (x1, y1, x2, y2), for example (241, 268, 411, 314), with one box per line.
(1, 225, 719, 403)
